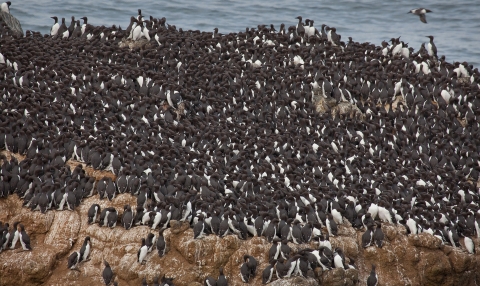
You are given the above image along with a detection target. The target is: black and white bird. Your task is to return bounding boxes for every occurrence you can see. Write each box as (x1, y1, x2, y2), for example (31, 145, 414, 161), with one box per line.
(217, 267, 228, 286)
(204, 276, 216, 286)
(50, 16, 60, 36)
(88, 204, 100, 224)
(156, 229, 166, 257)
(426, 35, 438, 59)
(240, 255, 258, 283)
(333, 248, 347, 269)
(193, 214, 207, 239)
(145, 233, 157, 253)
(102, 260, 114, 285)
(408, 8, 432, 23)
(137, 238, 148, 264)
(122, 205, 134, 230)
(57, 17, 69, 38)
(80, 17, 88, 35)
(18, 224, 32, 251)
(79, 236, 91, 262)
(373, 222, 385, 248)
(465, 237, 475, 254)
(8, 222, 19, 250)
(67, 251, 81, 271)
(367, 264, 378, 286)
(262, 260, 276, 284)
(362, 225, 373, 248)
(1, 1, 11, 13)
(326, 214, 338, 236)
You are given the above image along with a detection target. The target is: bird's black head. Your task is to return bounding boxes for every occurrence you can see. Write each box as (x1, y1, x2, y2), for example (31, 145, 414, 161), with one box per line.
(6, 1, 11, 7)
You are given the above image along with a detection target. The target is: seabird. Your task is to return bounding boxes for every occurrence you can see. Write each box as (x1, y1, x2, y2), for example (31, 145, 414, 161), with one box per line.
(1, 1, 10, 13)
(408, 8, 432, 23)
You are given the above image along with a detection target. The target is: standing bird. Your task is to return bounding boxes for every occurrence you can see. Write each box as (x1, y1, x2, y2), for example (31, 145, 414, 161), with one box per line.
(295, 16, 304, 36)
(426, 35, 438, 59)
(367, 264, 378, 286)
(373, 222, 385, 248)
(333, 248, 347, 269)
(8, 221, 20, 249)
(326, 214, 338, 236)
(57, 17, 69, 38)
(138, 238, 148, 264)
(79, 236, 91, 262)
(122, 205, 134, 230)
(18, 224, 32, 251)
(262, 260, 276, 284)
(194, 214, 207, 239)
(67, 251, 81, 271)
(71, 20, 82, 38)
(1, 1, 11, 13)
(156, 229, 166, 257)
(88, 204, 100, 224)
(240, 255, 258, 283)
(362, 224, 374, 248)
(465, 237, 475, 254)
(50, 16, 60, 36)
(102, 260, 114, 285)
(408, 8, 432, 23)
(80, 17, 88, 35)
(67, 16, 75, 36)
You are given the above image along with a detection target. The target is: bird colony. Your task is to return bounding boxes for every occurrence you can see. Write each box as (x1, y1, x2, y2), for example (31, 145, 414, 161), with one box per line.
(0, 3, 480, 286)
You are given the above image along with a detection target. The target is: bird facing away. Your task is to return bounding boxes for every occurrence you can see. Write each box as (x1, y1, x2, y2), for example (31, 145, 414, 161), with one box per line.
(408, 8, 432, 23)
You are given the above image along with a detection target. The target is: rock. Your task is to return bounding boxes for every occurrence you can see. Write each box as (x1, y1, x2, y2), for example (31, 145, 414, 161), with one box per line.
(344, 268, 359, 284)
(269, 277, 319, 286)
(119, 38, 152, 50)
(322, 268, 346, 286)
(0, 11, 23, 37)
(409, 232, 442, 249)
(448, 249, 474, 273)
(170, 220, 190, 234)
(420, 251, 453, 285)
(383, 224, 399, 241)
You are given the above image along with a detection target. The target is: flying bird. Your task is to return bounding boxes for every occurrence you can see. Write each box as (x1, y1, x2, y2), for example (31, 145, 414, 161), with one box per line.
(408, 8, 432, 23)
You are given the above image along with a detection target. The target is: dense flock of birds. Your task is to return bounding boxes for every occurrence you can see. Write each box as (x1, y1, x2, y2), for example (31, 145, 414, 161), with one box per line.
(0, 1, 480, 286)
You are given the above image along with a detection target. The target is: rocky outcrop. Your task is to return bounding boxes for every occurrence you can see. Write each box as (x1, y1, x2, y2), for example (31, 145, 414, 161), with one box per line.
(1, 191, 480, 286)
(0, 11, 23, 37)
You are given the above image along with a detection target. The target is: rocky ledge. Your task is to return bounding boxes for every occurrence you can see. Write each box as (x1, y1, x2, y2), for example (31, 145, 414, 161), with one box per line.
(0, 169, 479, 286)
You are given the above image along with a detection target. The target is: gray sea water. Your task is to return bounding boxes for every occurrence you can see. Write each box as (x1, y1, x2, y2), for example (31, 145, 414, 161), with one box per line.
(9, 0, 480, 67)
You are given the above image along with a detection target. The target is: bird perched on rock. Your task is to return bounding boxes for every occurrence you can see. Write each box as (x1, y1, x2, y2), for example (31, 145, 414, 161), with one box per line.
(426, 35, 438, 59)
(50, 16, 60, 36)
(18, 224, 31, 251)
(102, 260, 114, 285)
(240, 255, 257, 283)
(374, 222, 385, 248)
(1, 1, 11, 13)
(67, 251, 81, 271)
(138, 238, 148, 264)
(79, 236, 91, 262)
(367, 264, 378, 286)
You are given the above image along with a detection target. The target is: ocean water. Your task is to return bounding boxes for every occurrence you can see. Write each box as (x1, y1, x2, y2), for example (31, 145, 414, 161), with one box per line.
(9, 0, 480, 67)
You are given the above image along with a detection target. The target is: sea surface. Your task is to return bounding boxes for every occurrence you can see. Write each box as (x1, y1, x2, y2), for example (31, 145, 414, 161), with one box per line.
(9, 0, 480, 67)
